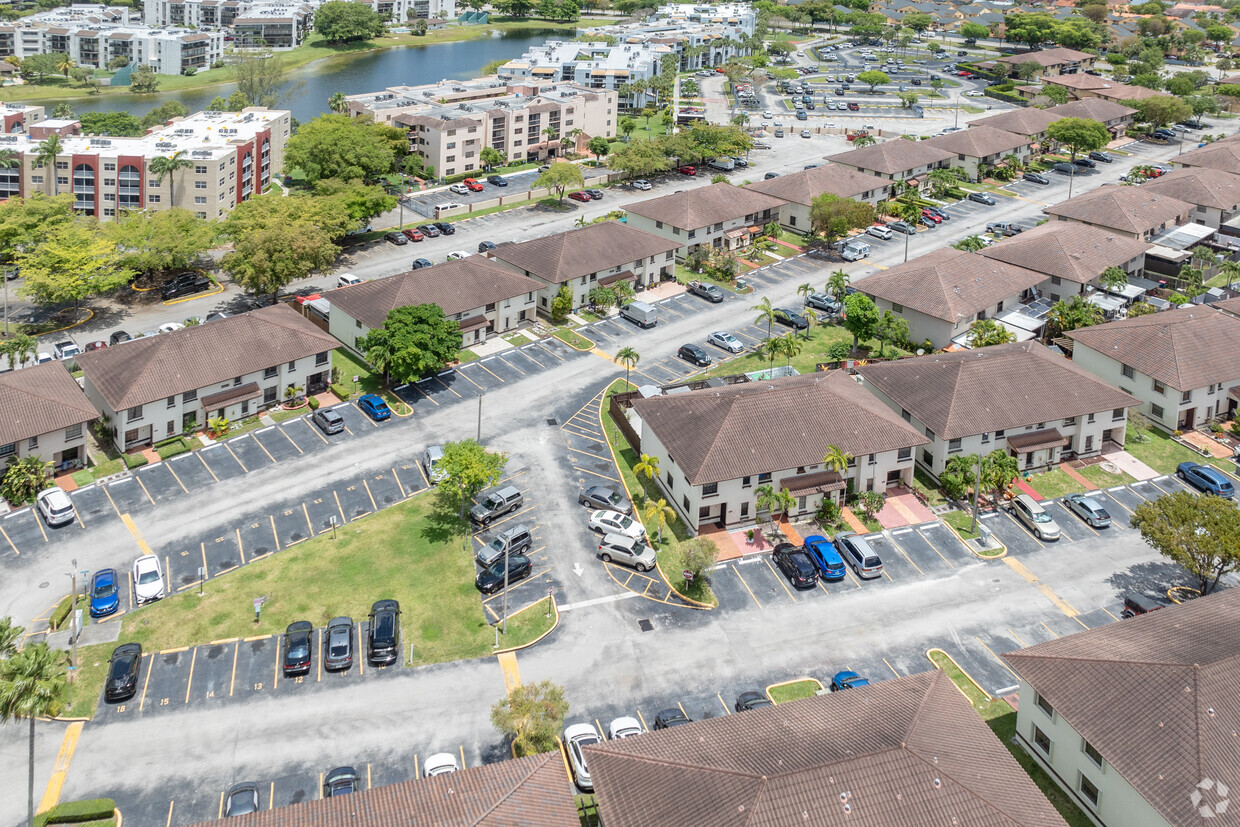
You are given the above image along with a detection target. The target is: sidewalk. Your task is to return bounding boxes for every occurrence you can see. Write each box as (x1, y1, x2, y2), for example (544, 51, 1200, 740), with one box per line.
(1101, 445, 1160, 481)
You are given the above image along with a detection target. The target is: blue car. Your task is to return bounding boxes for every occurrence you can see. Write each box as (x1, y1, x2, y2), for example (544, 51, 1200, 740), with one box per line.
(803, 535, 846, 581)
(831, 670, 870, 692)
(358, 393, 391, 422)
(89, 568, 120, 618)
(1177, 462, 1234, 497)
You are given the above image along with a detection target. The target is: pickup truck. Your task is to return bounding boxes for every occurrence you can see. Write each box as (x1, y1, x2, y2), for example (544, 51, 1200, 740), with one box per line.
(986, 222, 1022, 237)
(687, 281, 725, 303)
(470, 486, 524, 526)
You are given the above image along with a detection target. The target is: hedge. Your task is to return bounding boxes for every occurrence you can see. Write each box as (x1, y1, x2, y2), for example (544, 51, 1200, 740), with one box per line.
(330, 383, 352, 401)
(38, 798, 116, 826)
(307, 397, 321, 410)
(156, 437, 192, 460)
(122, 452, 147, 470)
(49, 593, 76, 630)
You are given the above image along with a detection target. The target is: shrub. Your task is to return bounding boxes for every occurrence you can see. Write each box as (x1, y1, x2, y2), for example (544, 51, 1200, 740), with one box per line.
(41, 798, 117, 825)
(122, 452, 148, 470)
(815, 498, 840, 526)
(330, 383, 351, 401)
(49, 594, 75, 631)
(307, 397, 321, 410)
(1210, 421, 1224, 434)
(156, 438, 190, 460)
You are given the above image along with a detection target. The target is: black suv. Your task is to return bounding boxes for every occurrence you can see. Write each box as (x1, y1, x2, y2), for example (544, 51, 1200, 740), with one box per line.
(367, 599, 401, 666)
(434, 222, 455, 235)
(470, 485, 523, 526)
(104, 642, 142, 702)
(162, 271, 211, 301)
(653, 708, 693, 729)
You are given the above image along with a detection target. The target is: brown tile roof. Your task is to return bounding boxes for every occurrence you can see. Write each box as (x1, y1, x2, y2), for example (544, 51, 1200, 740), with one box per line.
(1043, 72, 1113, 90)
(487, 221, 679, 285)
(1139, 166, 1240, 211)
(630, 371, 927, 485)
(994, 46, 1094, 67)
(324, 258, 542, 329)
(1005, 588, 1240, 827)
(1095, 83, 1163, 101)
(586, 670, 1067, 827)
(923, 125, 1032, 158)
(1043, 185, 1193, 235)
(858, 248, 1046, 323)
(1048, 97, 1136, 123)
(194, 752, 578, 827)
(742, 165, 891, 206)
(856, 342, 1137, 439)
(824, 139, 955, 176)
(1175, 140, 1240, 174)
(0, 361, 97, 447)
(1210, 296, 1240, 318)
(624, 182, 785, 230)
(1067, 306, 1240, 390)
(979, 221, 1152, 285)
(200, 382, 262, 411)
(968, 107, 1058, 137)
(76, 304, 338, 412)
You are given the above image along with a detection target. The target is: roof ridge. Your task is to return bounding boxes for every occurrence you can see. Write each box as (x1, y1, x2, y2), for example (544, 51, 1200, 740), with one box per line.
(549, 230, 571, 281)
(467, 753, 553, 825)
(1005, 650, 1229, 669)
(936, 359, 970, 439)
(2, 381, 97, 416)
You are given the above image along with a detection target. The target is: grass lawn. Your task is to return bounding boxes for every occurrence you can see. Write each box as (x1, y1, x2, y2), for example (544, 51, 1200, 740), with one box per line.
(1076, 463, 1136, 489)
(767, 679, 822, 704)
(552, 327, 594, 350)
(927, 652, 1094, 827)
(267, 407, 308, 424)
(942, 509, 980, 540)
(704, 322, 907, 378)
(331, 348, 412, 414)
(455, 349, 480, 364)
(912, 467, 947, 507)
(1124, 427, 1204, 475)
(66, 492, 553, 718)
(1024, 469, 1086, 500)
(217, 415, 266, 441)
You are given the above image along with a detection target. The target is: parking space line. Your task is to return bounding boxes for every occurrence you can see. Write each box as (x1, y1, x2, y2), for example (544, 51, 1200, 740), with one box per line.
(224, 442, 248, 472)
(413, 755, 419, 779)
(1040, 622, 1060, 639)
(1000, 509, 1044, 549)
(300, 417, 328, 444)
(763, 556, 797, 601)
(134, 474, 156, 506)
(716, 693, 730, 715)
(218, 792, 225, 821)
(333, 491, 347, 523)
(302, 503, 314, 537)
(184, 646, 197, 703)
(520, 348, 545, 369)
(392, 466, 409, 497)
(165, 800, 174, 827)
(498, 355, 525, 376)
(266, 515, 279, 551)
(230, 640, 239, 696)
(533, 342, 564, 361)
(916, 527, 955, 568)
(138, 653, 154, 711)
(196, 451, 220, 482)
(677, 701, 690, 720)
(574, 465, 620, 482)
(731, 564, 763, 608)
(250, 433, 277, 463)
(363, 479, 379, 512)
(234, 528, 246, 565)
(974, 636, 1019, 679)
(165, 462, 188, 494)
(121, 514, 154, 555)
(0, 524, 18, 556)
(273, 426, 302, 454)
(452, 370, 484, 391)
(570, 447, 613, 463)
(890, 538, 925, 576)
(883, 658, 902, 678)
(406, 381, 440, 406)
(31, 507, 47, 543)
(1008, 629, 1026, 647)
(273, 641, 280, 690)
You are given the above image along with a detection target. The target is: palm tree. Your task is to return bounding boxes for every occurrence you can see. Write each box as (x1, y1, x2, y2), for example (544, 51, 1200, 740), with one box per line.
(799, 306, 818, 339)
(796, 283, 814, 304)
(148, 149, 192, 208)
(34, 135, 63, 196)
(1099, 266, 1129, 293)
(874, 199, 897, 219)
(761, 335, 782, 373)
(754, 483, 779, 531)
(328, 92, 347, 113)
(967, 318, 1016, 348)
(7, 334, 35, 369)
(751, 296, 776, 340)
(55, 55, 75, 78)
(1, 642, 66, 827)
(0, 149, 17, 171)
(827, 269, 850, 305)
(779, 331, 803, 366)
(1220, 259, 1240, 290)
(1001, 152, 1024, 174)
(634, 453, 659, 503)
(365, 340, 396, 385)
(642, 497, 676, 544)
(51, 103, 75, 120)
(899, 200, 923, 225)
(616, 346, 640, 390)
(822, 445, 853, 476)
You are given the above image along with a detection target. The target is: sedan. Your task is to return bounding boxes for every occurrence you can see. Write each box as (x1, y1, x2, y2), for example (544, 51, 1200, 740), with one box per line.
(323, 767, 359, 797)
(283, 620, 313, 676)
(803, 535, 846, 580)
(653, 708, 693, 729)
(578, 485, 632, 514)
(735, 691, 772, 712)
(1062, 493, 1111, 528)
(416, 224, 441, 238)
(402, 228, 424, 242)
(564, 723, 600, 791)
(920, 209, 942, 224)
(104, 642, 142, 702)
(487, 175, 508, 187)
(1088, 151, 1112, 163)
(568, 191, 591, 202)
(926, 206, 950, 221)
(678, 165, 696, 176)
(968, 192, 995, 205)
(1177, 462, 1235, 497)
(631, 179, 652, 191)
(224, 782, 259, 817)
(588, 509, 645, 539)
(585, 189, 604, 200)
(1073, 157, 1096, 168)
(423, 753, 460, 777)
(707, 331, 745, 353)
(608, 716, 644, 739)
(963, 89, 984, 97)
(677, 343, 712, 367)
(358, 393, 391, 422)
(801, 129, 812, 138)
(384, 231, 408, 246)
(323, 616, 354, 672)
(805, 292, 841, 315)
(475, 553, 532, 594)
(773, 307, 808, 330)
(478, 241, 497, 253)
(89, 568, 120, 618)
(132, 554, 165, 605)
(762, 110, 774, 119)
(158, 322, 184, 334)
(831, 670, 871, 691)
(411, 258, 433, 269)
(108, 331, 132, 345)
(888, 221, 915, 235)
(1023, 171, 1050, 185)
(772, 542, 819, 590)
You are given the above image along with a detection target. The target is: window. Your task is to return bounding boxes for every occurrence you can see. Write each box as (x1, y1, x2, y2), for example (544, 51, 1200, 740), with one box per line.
(995, 429, 1005, 439)
(1153, 379, 1165, 395)
(147, 194, 160, 203)
(1152, 404, 1165, 419)
(1181, 390, 1192, 403)
(901, 409, 911, 422)
(0, 443, 13, 459)
(1079, 774, 1099, 807)
(742, 476, 751, 487)
(194, 165, 207, 174)
(166, 395, 176, 409)
(264, 366, 278, 379)
(127, 405, 144, 421)
(65, 423, 82, 440)
(948, 438, 962, 453)
(892, 303, 903, 313)
(263, 386, 277, 404)
(1112, 407, 1125, 421)
(104, 163, 116, 172)
(981, 432, 990, 444)
(1063, 417, 1075, 426)
(665, 471, 673, 490)
(1087, 413, 1095, 423)
(316, 352, 329, 367)
(195, 180, 206, 189)
(868, 453, 876, 465)
(1032, 725, 1052, 756)
(1083, 739, 1103, 768)
(757, 472, 772, 483)
(287, 360, 296, 371)
(27, 436, 37, 450)
(233, 377, 242, 386)
(702, 482, 718, 496)
(1035, 692, 1054, 717)
(1122, 364, 1134, 379)
(740, 502, 749, 517)
(183, 390, 197, 403)
(194, 196, 206, 205)
(897, 446, 911, 460)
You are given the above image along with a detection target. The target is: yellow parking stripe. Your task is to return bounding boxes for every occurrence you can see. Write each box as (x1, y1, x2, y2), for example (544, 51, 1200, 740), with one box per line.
(763, 556, 797, 602)
(497, 651, 521, 694)
(134, 473, 156, 506)
(121, 514, 154, 555)
(165, 462, 188, 493)
(731, 564, 762, 608)
(37, 722, 83, 814)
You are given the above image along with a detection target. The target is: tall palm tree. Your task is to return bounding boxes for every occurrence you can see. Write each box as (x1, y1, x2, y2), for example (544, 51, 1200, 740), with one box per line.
(874, 199, 897, 219)
(1, 642, 66, 827)
(55, 55, 75, 78)
(899, 200, 924, 225)
(761, 336, 782, 373)
(799, 306, 818, 339)
(365, 340, 396, 386)
(0, 616, 20, 657)
(616, 346, 640, 390)
(642, 497, 676, 544)
(328, 92, 347, 113)
(34, 135, 63, 196)
(1220, 260, 1240, 290)
(779, 331, 803, 366)
(827, 269, 850, 305)
(751, 296, 776, 340)
(822, 445, 853, 476)
(634, 453, 659, 502)
(148, 149, 192, 208)
(1000, 152, 1024, 174)
(796, 282, 814, 303)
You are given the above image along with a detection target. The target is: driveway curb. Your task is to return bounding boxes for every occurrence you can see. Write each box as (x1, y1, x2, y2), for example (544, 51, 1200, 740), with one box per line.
(926, 647, 993, 702)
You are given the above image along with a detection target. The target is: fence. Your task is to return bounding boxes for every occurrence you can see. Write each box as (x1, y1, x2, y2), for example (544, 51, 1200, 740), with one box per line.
(608, 390, 642, 453)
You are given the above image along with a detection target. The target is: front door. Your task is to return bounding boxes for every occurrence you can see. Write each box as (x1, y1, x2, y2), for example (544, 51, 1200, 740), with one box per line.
(1179, 407, 1196, 430)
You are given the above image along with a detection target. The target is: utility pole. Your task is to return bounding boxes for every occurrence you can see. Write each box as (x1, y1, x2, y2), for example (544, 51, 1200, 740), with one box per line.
(67, 559, 79, 705)
(476, 393, 483, 443)
(970, 455, 983, 535)
(953, 89, 960, 129)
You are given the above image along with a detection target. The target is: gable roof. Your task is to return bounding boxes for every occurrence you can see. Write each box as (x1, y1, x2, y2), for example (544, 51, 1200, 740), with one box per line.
(76, 304, 339, 412)
(197, 752, 578, 827)
(624, 182, 785, 230)
(1005, 588, 1240, 827)
(968, 107, 1059, 137)
(1138, 166, 1240, 211)
(1175, 139, 1240, 174)
(631, 371, 927, 485)
(587, 670, 1067, 827)
(1043, 185, 1194, 235)
(856, 342, 1137, 439)
(923, 125, 1031, 158)
(1049, 96, 1137, 123)
(743, 165, 890, 206)
(1067, 306, 1240, 390)
(0, 361, 97, 447)
(979, 221, 1153, 285)
(858, 248, 1046, 323)
(325, 258, 542, 329)
(487, 221, 679, 284)
(824, 139, 955, 176)
(994, 46, 1094, 67)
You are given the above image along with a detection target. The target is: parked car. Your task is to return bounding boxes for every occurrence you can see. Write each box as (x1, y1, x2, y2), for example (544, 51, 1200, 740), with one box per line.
(89, 568, 120, 618)
(358, 393, 391, 422)
(108, 330, 132, 346)
(162, 271, 211, 301)
(336, 273, 362, 287)
(968, 192, 995, 205)
(677, 343, 712, 367)
(588, 509, 644, 539)
(585, 189, 604, 200)
(476, 524, 532, 567)
(1062, 493, 1111, 528)
(831, 670, 871, 691)
(445, 251, 470, 261)
(411, 258, 433, 269)
(597, 533, 657, 571)
(763, 172, 780, 180)
(963, 89, 984, 97)
(866, 224, 892, 240)
(487, 175, 508, 187)
(1051, 162, 1077, 175)
(224, 783, 260, 817)
(772, 542, 819, 590)
(707, 331, 745, 353)
(132, 554, 165, 604)
(926, 206, 950, 221)
(471, 485, 524, 525)
(834, 531, 883, 579)
(283, 620, 313, 676)
(678, 165, 696, 176)
(986, 222, 1021, 237)
(735, 691, 772, 712)
(36, 487, 75, 527)
(731, 156, 749, 168)
(422, 444, 447, 484)
(803, 535, 846, 580)
(417, 224, 441, 238)
(158, 322, 184, 335)
(1088, 151, 1112, 163)
(846, 102, 860, 111)
(53, 341, 81, 361)
(476, 553, 532, 594)
(919, 215, 936, 228)
(920, 208, 942, 224)
(104, 642, 142, 702)
(367, 599, 400, 665)
(1010, 493, 1061, 540)
(423, 753, 460, 777)
(402, 228, 425, 242)
(323, 616, 354, 672)
(608, 717, 644, 739)
(653, 708, 693, 729)
(687, 280, 725, 303)
(323, 767, 359, 797)
(478, 241, 497, 253)
(435, 222, 455, 235)
(384, 231, 408, 246)
(1177, 462, 1235, 497)
(1152, 128, 1177, 140)
(564, 723, 600, 791)
(449, 183, 470, 195)
(462, 178, 484, 192)
(1023, 171, 1049, 185)
(1073, 157, 1095, 169)
(578, 485, 631, 514)
(1120, 591, 1165, 618)
(773, 307, 809, 330)
(568, 191, 591, 202)
(631, 180, 652, 190)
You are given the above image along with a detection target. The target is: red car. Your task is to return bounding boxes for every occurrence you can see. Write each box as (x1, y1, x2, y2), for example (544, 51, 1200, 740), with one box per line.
(84, 341, 108, 351)
(920, 209, 942, 224)
(402, 228, 424, 242)
(462, 178, 484, 192)
(679, 165, 696, 176)
(957, 70, 972, 77)
(568, 191, 591, 202)
(846, 102, 860, 111)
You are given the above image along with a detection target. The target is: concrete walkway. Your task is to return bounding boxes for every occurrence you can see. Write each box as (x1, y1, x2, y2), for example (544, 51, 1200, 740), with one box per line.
(1101, 446, 1160, 481)
(1182, 429, 1233, 459)
(1058, 462, 1097, 491)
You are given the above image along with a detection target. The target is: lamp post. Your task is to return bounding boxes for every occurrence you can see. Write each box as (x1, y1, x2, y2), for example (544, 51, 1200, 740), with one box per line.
(969, 455, 983, 535)
(388, 185, 405, 231)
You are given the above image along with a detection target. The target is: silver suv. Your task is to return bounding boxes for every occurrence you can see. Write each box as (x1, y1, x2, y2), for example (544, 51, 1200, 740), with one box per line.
(1011, 493, 1061, 540)
(422, 444, 446, 484)
(477, 524, 532, 566)
(597, 533, 657, 572)
(834, 531, 883, 579)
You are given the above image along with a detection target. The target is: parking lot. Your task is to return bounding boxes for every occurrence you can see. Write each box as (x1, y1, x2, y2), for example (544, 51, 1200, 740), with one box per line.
(403, 167, 615, 219)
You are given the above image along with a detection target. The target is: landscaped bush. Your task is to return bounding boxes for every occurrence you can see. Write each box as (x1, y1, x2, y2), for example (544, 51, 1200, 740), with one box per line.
(330, 383, 351, 401)
(123, 452, 148, 470)
(39, 798, 116, 825)
(156, 438, 191, 460)
(49, 594, 76, 631)
(307, 397, 320, 410)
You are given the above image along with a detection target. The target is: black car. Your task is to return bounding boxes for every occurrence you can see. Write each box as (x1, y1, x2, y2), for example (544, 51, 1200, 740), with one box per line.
(224, 783, 260, 817)
(772, 542, 819, 589)
(735, 691, 773, 712)
(911, 77, 922, 85)
(1152, 128, 1176, 139)
(416, 224, 441, 238)
(763, 172, 780, 180)
(677, 343, 712, 367)
(487, 175, 508, 186)
(161, 271, 211, 301)
(773, 307, 808, 330)
(1088, 151, 1112, 163)
(585, 189, 604, 200)
(888, 220, 915, 234)
(104, 642, 142, 702)
(367, 599, 401, 666)
(323, 767, 359, 797)
(411, 258, 433, 269)
(283, 620, 313, 676)
(384, 231, 408, 245)
(968, 192, 995, 205)
(1072, 157, 1095, 168)
(109, 330, 132, 345)
(476, 553, 532, 594)
(324, 616, 354, 672)
(1023, 171, 1050, 185)
(926, 206, 950, 221)
(653, 708, 693, 729)
(434, 222, 455, 235)
(478, 241, 497, 253)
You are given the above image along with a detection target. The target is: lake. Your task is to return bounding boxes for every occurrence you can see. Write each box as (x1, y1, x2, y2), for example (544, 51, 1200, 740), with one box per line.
(60, 29, 562, 123)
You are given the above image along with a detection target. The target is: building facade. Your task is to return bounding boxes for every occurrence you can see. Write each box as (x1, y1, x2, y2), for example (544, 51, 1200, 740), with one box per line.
(0, 361, 98, 473)
(623, 182, 785, 259)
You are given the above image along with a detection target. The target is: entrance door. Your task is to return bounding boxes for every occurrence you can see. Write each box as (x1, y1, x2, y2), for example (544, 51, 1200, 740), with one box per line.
(1179, 408, 1196, 430)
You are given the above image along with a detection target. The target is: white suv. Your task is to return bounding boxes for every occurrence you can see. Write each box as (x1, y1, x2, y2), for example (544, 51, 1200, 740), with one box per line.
(36, 488, 75, 527)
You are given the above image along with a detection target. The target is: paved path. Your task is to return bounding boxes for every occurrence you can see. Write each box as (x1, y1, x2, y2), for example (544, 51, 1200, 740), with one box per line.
(1058, 462, 1097, 491)
(1101, 446, 1160, 481)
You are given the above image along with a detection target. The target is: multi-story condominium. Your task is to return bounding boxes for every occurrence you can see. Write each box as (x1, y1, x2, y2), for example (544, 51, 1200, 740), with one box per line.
(348, 80, 615, 176)
(0, 107, 289, 220)
(0, 5, 224, 74)
(231, 1, 314, 48)
(143, 0, 245, 27)
(0, 103, 44, 135)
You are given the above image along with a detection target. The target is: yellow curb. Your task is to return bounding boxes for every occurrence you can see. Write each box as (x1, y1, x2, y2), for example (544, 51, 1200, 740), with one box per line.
(130, 281, 160, 292)
(765, 677, 824, 703)
(115, 808, 122, 827)
(942, 514, 1007, 559)
(209, 637, 241, 645)
(1167, 586, 1200, 604)
(28, 308, 93, 338)
(552, 328, 595, 351)
(161, 282, 223, 307)
(37, 721, 83, 814)
(491, 597, 559, 656)
(926, 647, 993, 702)
(653, 556, 716, 609)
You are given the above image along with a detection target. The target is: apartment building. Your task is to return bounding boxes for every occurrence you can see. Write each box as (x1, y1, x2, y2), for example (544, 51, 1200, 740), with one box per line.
(0, 107, 289, 219)
(0, 103, 43, 135)
(1043, 185, 1195, 240)
(0, 361, 98, 473)
(979, 222, 1152, 302)
(143, 0, 243, 27)
(743, 165, 891, 232)
(231, 2, 314, 48)
(624, 182, 785, 259)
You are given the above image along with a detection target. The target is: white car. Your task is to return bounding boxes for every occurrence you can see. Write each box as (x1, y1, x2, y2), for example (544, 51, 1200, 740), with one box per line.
(631, 179, 652, 190)
(132, 554, 165, 605)
(588, 509, 645, 539)
(445, 251, 470, 261)
(449, 183, 470, 195)
(36, 488, 74, 527)
(564, 723, 600, 791)
(423, 753, 459, 777)
(762, 110, 774, 119)
(963, 90, 985, 97)
(336, 273, 362, 287)
(158, 322, 184, 334)
(608, 716, 644, 739)
(795, 50, 804, 56)
(707, 331, 745, 353)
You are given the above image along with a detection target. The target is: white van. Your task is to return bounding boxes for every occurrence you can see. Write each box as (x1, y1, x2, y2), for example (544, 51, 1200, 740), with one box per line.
(840, 240, 871, 261)
(620, 301, 658, 329)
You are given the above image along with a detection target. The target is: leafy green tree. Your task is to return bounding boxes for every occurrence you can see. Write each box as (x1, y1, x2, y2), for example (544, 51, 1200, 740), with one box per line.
(438, 438, 508, 518)
(842, 292, 879, 352)
(1015, 61, 1042, 80)
(141, 100, 189, 129)
(587, 135, 611, 165)
(207, 91, 251, 112)
(16, 221, 134, 316)
(981, 449, 1019, 504)
(608, 139, 672, 179)
(1005, 11, 1059, 48)
(355, 304, 461, 384)
(1166, 74, 1196, 97)
(479, 146, 506, 171)
(1055, 19, 1102, 51)
(1134, 95, 1191, 127)
(856, 69, 890, 92)
(823, 445, 852, 476)
(1045, 116, 1111, 161)
(809, 193, 874, 245)
(960, 22, 989, 42)
(873, 310, 909, 357)
(19, 53, 64, 83)
(966, 318, 1015, 348)
(0, 194, 73, 263)
(284, 115, 397, 184)
(1, 641, 65, 827)
(309, 178, 397, 223)
(534, 162, 585, 204)
(903, 11, 932, 32)
(642, 496, 677, 544)
(953, 235, 988, 253)
(752, 296, 777, 340)
(1046, 294, 1104, 337)
(1, 456, 48, 505)
(106, 209, 219, 275)
(221, 221, 337, 303)
(491, 680, 568, 757)
(0, 334, 37, 371)
(230, 51, 293, 109)
(76, 112, 143, 137)
(128, 65, 160, 94)
(549, 285, 573, 322)
(1099, 266, 1128, 292)
(681, 536, 720, 580)
(940, 454, 979, 502)
(1131, 490, 1240, 594)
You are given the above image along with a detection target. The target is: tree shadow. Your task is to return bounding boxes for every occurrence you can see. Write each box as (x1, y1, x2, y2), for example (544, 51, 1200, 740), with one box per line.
(420, 489, 469, 545)
(1106, 559, 1200, 601)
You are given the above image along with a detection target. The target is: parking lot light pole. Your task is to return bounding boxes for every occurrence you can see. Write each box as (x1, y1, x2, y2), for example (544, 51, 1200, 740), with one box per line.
(970, 455, 983, 535)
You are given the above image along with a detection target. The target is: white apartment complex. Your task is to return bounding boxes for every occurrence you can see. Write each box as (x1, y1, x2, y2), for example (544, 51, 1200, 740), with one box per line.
(0, 107, 289, 221)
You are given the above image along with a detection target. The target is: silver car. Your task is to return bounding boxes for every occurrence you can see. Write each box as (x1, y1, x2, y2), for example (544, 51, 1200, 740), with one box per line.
(707, 331, 745, 353)
(1011, 493, 1061, 540)
(423, 444, 446, 484)
(564, 723, 600, 791)
(598, 533, 657, 572)
(1062, 493, 1111, 528)
(423, 753, 459, 777)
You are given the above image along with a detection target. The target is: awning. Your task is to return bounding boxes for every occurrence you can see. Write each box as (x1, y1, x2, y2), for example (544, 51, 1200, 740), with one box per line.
(725, 227, 749, 239)
(459, 314, 490, 333)
(781, 470, 847, 497)
(1006, 429, 1069, 452)
(599, 270, 637, 287)
(200, 382, 262, 411)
